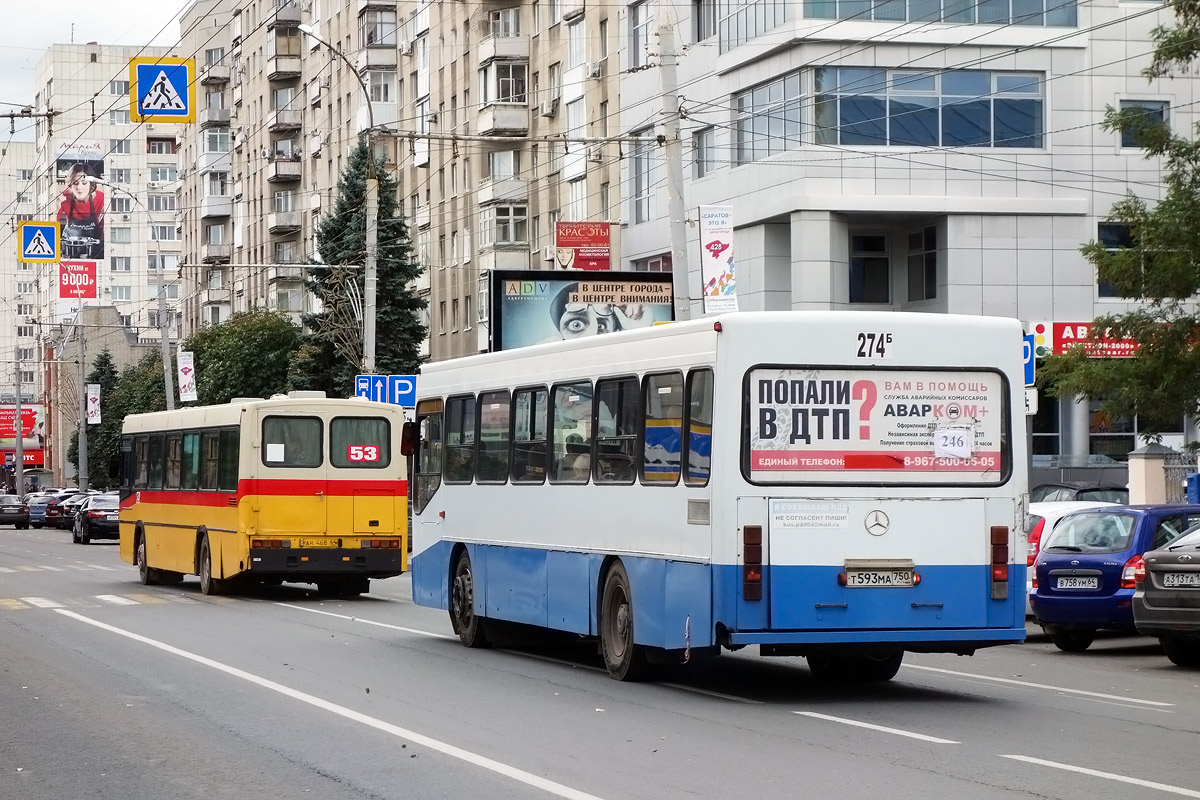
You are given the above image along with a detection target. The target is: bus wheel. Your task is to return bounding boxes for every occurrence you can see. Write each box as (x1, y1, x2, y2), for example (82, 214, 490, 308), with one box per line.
(136, 534, 160, 586)
(198, 536, 223, 596)
(854, 652, 904, 682)
(805, 652, 845, 682)
(600, 562, 648, 681)
(450, 551, 489, 648)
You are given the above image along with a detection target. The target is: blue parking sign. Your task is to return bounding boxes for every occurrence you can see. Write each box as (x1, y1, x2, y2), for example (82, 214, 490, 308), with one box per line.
(1023, 333, 1036, 387)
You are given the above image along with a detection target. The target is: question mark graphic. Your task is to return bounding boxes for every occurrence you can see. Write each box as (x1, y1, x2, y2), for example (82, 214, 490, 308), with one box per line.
(852, 380, 877, 440)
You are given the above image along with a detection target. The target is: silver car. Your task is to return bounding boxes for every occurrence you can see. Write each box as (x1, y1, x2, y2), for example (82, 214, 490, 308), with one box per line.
(1134, 523, 1200, 667)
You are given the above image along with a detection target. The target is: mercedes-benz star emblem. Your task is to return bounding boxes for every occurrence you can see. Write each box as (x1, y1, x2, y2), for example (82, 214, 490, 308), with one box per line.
(865, 510, 890, 536)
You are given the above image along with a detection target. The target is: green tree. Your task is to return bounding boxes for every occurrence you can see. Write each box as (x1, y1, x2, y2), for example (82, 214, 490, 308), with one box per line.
(184, 310, 303, 404)
(1044, 2, 1200, 441)
(66, 349, 123, 488)
(291, 140, 427, 396)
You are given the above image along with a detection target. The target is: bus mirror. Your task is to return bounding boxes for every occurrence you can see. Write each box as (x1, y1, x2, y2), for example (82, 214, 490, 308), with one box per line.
(400, 421, 417, 457)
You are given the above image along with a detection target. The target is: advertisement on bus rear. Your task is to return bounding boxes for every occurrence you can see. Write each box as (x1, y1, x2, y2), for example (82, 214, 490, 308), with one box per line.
(489, 270, 674, 351)
(746, 368, 1008, 484)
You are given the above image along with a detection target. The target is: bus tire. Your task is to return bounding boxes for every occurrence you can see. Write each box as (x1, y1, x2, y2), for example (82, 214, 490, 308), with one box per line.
(450, 550, 489, 648)
(805, 652, 845, 682)
(198, 536, 223, 596)
(855, 652, 904, 682)
(600, 561, 649, 681)
(136, 533, 160, 586)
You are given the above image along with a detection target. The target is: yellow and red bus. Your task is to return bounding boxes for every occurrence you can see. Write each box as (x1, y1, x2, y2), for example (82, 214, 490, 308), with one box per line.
(117, 391, 408, 596)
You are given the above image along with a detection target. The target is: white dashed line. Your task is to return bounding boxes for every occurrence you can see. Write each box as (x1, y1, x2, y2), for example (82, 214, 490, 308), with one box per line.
(95, 595, 140, 606)
(19, 597, 63, 608)
(1000, 755, 1200, 798)
(274, 603, 454, 638)
(903, 664, 1173, 708)
(795, 711, 960, 744)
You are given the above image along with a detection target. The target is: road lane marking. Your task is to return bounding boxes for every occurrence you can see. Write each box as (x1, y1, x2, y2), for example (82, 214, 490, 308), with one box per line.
(20, 597, 62, 608)
(16, 566, 41, 572)
(95, 595, 140, 606)
(1000, 755, 1200, 798)
(795, 711, 960, 744)
(903, 664, 1173, 708)
(54, 610, 608, 800)
(39, 566, 64, 571)
(659, 682, 764, 704)
(274, 603, 455, 639)
(0, 567, 15, 573)
(125, 593, 170, 604)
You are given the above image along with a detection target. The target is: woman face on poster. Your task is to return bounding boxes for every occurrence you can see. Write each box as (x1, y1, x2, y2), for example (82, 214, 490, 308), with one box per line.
(66, 167, 94, 202)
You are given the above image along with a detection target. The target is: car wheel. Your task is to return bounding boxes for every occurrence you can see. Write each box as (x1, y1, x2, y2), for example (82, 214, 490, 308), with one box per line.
(1161, 637, 1200, 668)
(79, 524, 90, 545)
(71, 526, 80, 544)
(31, 524, 42, 529)
(1051, 629, 1095, 653)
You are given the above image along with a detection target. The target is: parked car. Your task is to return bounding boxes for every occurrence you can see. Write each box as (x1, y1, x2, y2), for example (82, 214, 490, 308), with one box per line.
(73, 493, 119, 544)
(56, 492, 93, 530)
(1030, 482, 1129, 504)
(1025, 501, 1119, 615)
(0, 494, 30, 529)
(1133, 522, 1200, 667)
(1031, 505, 1200, 651)
(27, 495, 60, 529)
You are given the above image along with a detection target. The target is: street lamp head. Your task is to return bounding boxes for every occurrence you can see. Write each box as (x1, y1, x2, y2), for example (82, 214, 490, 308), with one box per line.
(298, 23, 315, 36)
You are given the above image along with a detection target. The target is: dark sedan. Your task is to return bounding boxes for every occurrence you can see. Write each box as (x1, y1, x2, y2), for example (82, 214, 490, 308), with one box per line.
(56, 493, 92, 530)
(73, 494, 119, 544)
(0, 494, 30, 529)
(1134, 523, 1200, 667)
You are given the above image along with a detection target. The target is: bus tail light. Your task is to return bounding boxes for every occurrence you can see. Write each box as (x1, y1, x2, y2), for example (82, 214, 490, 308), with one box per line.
(1027, 518, 1045, 566)
(1121, 555, 1144, 589)
(990, 526, 1009, 599)
(360, 539, 400, 548)
(743, 525, 762, 601)
(251, 539, 290, 549)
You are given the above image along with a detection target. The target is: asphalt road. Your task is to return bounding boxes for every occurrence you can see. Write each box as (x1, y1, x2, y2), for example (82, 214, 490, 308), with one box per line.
(2, 525, 1197, 800)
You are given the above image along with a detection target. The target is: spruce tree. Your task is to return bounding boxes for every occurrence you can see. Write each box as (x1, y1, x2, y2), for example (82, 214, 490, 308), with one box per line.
(67, 348, 120, 488)
(291, 140, 426, 396)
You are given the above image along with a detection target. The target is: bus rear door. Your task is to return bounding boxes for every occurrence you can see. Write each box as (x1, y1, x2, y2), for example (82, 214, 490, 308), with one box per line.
(256, 413, 328, 539)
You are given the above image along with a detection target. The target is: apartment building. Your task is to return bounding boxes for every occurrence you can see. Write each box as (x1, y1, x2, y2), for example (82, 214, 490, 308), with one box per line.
(618, 0, 1200, 462)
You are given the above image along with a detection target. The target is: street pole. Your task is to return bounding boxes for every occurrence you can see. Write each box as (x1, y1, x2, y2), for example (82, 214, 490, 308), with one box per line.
(155, 233, 176, 410)
(76, 318, 87, 490)
(658, 3, 691, 322)
(14, 360, 23, 494)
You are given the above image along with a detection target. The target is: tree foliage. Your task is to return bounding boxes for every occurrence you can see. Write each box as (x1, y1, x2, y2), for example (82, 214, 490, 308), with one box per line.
(1043, 1, 1200, 440)
(69, 349, 159, 489)
(184, 310, 302, 404)
(291, 140, 427, 396)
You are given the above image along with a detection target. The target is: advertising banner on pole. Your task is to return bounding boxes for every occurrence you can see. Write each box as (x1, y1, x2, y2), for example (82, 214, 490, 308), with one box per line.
(177, 351, 198, 402)
(86, 384, 102, 425)
(697, 205, 738, 314)
(59, 260, 99, 299)
(0, 404, 45, 447)
(554, 222, 611, 271)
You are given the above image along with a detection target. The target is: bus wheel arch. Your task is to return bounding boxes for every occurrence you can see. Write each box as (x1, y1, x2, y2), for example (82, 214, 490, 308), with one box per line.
(599, 559, 649, 681)
(449, 545, 489, 648)
(135, 525, 159, 586)
(196, 529, 223, 596)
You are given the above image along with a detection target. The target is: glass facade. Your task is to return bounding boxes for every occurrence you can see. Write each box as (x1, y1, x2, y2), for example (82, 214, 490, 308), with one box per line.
(802, 0, 1075, 27)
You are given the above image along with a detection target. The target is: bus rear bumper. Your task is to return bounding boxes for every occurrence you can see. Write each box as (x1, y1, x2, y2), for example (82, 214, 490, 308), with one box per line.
(725, 627, 1025, 650)
(248, 548, 404, 578)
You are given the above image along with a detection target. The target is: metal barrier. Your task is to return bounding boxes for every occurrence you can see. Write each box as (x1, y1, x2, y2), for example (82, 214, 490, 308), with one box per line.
(1163, 452, 1196, 504)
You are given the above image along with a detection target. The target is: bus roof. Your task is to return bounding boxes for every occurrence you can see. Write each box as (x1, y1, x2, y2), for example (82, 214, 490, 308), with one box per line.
(120, 394, 399, 434)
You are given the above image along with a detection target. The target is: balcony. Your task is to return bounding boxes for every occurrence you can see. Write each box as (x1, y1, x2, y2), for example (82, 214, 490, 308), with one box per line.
(200, 64, 231, 84)
(201, 287, 231, 305)
(562, 0, 585, 20)
(477, 103, 529, 136)
(478, 247, 531, 272)
(267, 158, 302, 182)
(269, 109, 302, 131)
(268, 211, 303, 233)
(477, 175, 527, 206)
(232, 82, 243, 106)
(478, 35, 529, 64)
(197, 149, 232, 173)
(355, 47, 398, 71)
(268, 2, 302, 28)
(202, 244, 232, 263)
(270, 266, 305, 282)
(267, 55, 302, 80)
(414, 204, 430, 229)
(357, 0, 397, 13)
(199, 107, 231, 128)
(200, 194, 232, 218)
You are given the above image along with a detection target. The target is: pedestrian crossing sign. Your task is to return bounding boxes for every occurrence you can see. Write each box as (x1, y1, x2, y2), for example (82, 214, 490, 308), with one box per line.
(129, 56, 195, 123)
(17, 221, 59, 263)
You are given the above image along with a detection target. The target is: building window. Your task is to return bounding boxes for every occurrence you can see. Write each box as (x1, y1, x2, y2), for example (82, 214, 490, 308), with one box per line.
(109, 109, 130, 125)
(111, 168, 131, 183)
(272, 29, 302, 57)
(849, 233, 890, 303)
(111, 256, 131, 272)
(1031, 390, 1060, 456)
(274, 241, 298, 263)
(148, 138, 176, 155)
(110, 80, 130, 95)
(480, 204, 528, 245)
(1118, 99, 1168, 148)
(1089, 400, 1136, 460)
(360, 9, 398, 46)
(16, 326, 35, 338)
(205, 47, 226, 66)
(207, 172, 229, 196)
(111, 196, 133, 213)
(567, 20, 585, 67)
(734, 71, 802, 164)
(206, 90, 226, 110)
(120, 314, 132, 327)
(204, 129, 230, 153)
(567, 178, 587, 221)
(17, 281, 35, 294)
(719, 0, 790, 52)
(451, 298, 460, 332)
(633, 253, 672, 272)
(632, 129, 654, 223)
(803, 0, 1076, 27)
(152, 225, 178, 241)
(205, 224, 226, 245)
(148, 194, 176, 212)
(693, 127, 715, 177)
(815, 68, 1044, 148)
(489, 7, 521, 35)
(695, 0, 717, 40)
(274, 191, 296, 213)
(439, 301, 447, 334)
(369, 71, 394, 103)
(481, 62, 528, 103)
(16, 192, 31, 204)
(1096, 222, 1137, 299)
(110, 138, 131, 154)
(487, 149, 521, 179)
(906, 225, 937, 302)
(149, 166, 178, 183)
(111, 227, 132, 243)
(18, 169, 33, 180)
(16, 303, 32, 316)
(112, 285, 132, 301)
(16, 347, 33, 361)
(630, 2, 651, 67)
(148, 254, 179, 272)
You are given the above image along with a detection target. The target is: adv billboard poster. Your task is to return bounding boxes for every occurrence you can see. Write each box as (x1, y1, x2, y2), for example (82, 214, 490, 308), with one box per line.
(490, 270, 674, 351)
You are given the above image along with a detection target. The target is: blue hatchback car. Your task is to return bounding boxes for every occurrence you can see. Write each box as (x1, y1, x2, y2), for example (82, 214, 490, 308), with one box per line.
(1032, 505, 1200, 652)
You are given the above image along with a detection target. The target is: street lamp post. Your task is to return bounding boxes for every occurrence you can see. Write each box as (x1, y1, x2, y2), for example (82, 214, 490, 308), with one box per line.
(2, 298, 25, 493)
(298, 24, 378, 374)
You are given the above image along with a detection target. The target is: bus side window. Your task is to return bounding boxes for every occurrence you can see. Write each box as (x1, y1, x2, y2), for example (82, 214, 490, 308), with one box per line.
(218, 428, 240, 491)
(444, 396, 477, 483)
(511, 388, 547, 484)
(133, 435, 149, 490)
(642, 372, 683, 485)
(551, 382, 593, 484)
(685, 369, 713, 487)
(148, 433, 166, 490)
(181, 431, 201, 491)
(594, 377, 639, 485)
(120, 436, 134, 493)
(477, 390, 511, 484)
(165, 433, 183, 490)
(200, 431, 219, 490)
(414, 409, 443, 514)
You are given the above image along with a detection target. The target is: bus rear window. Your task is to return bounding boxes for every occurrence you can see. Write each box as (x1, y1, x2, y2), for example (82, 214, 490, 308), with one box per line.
(331, 417, 391, 468)
(262, 417, 322, 468)
(745, 367, 1009, 485)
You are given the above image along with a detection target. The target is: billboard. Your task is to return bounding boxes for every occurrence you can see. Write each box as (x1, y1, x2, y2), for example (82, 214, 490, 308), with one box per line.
(0, 404, 47, 449)
(490, 270, 674, 351)
(1030, 321, 1139, 358)
(554, 222, 611, 271)
(55, 140, 106, 261)
(59, 260, 99, 300)
(698, 205, 738, 314)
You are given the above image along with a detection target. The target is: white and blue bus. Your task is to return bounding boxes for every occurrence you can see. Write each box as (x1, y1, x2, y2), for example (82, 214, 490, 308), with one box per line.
(409, 311, 1027, 680)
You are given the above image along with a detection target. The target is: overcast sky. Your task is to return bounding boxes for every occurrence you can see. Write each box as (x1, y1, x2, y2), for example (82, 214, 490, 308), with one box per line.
(0, 1, 186, 140)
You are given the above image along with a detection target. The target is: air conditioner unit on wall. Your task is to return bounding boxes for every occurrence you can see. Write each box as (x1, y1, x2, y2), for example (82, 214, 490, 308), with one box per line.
(540, 98, 559, 118)
(586, 61, 603, 79)
(587, 147, 602, 163)
(400, 40, 414, 55)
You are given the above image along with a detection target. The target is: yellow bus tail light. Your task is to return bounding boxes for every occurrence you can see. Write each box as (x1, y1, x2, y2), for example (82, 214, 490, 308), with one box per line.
(251, 539, 290, 548)
(361, 539, 400, 549)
